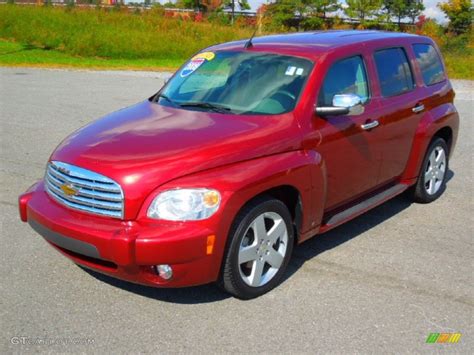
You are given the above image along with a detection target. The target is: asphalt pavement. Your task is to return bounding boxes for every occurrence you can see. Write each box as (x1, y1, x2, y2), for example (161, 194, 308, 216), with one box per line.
(0, 68, 472, 353)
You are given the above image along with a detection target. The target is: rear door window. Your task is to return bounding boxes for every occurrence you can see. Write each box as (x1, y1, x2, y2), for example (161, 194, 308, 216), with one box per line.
(412, 44, 446, 85)
(374, 48, 414, 97)
(318, 55, 369, 106)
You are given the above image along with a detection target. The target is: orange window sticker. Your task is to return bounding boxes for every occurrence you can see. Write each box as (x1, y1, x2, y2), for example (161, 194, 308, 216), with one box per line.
(192, 52, 216, 61)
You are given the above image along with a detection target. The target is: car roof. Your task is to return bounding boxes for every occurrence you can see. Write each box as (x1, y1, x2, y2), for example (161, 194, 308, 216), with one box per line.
(211, 30, 424, 57)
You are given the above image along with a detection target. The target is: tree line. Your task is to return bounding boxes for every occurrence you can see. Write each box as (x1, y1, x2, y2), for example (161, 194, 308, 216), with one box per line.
(168, 0, 471, 34)
(13, 0, 472, 35)
(266, 0, 425, 30)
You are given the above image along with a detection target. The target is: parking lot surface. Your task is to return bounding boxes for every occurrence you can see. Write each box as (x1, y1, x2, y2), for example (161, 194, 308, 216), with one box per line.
(1, 68, 472, 353)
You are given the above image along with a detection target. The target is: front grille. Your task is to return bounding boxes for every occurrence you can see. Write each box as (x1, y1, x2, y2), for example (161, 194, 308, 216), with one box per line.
(45, 161, 124, 219)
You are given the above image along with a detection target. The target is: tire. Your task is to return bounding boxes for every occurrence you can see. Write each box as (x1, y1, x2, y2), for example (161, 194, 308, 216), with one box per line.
(410, 137, 449, 203)
(219, 197, 294, 299)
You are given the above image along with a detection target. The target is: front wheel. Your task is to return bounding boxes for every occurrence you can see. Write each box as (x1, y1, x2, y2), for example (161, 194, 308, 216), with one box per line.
(410, 137, 449, 203)
(219, 197, 294, 299)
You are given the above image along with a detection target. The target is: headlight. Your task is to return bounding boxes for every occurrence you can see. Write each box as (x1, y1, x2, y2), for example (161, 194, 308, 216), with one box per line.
(147, 188, 221, 221)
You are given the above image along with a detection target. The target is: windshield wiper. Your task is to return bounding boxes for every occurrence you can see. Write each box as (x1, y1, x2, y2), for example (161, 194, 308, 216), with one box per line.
(155, 93, 179, 107)
(180, 101, 233, 114)
(156, 96, 234, 114)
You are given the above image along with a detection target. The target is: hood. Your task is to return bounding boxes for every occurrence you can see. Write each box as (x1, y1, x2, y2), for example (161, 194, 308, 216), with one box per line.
(51, 100, 302, 219)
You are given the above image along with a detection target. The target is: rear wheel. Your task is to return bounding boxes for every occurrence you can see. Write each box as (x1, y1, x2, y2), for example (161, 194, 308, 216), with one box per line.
(220, 197, 294, 299)
(410, 137, 449, 203)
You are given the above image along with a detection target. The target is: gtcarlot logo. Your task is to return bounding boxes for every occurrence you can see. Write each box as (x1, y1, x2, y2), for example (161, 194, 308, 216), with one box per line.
(10, 336, 95, 346)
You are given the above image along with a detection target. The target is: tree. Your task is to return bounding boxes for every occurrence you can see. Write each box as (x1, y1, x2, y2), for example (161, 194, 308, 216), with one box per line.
(344, 0, 383, 24)
(382, 0, 424, 27)
(439, 0, 473, 34)
(265, 0, 340, 30)
(390, 0, 408, 27)
(407, 0, 424, 24)
(304, 0, 340, 19)
(200, 0, 224, 11)
(223, 0, 250, 24)
(297, 0, 339, 29)
(265, 0, 306, 30)
(176, 0, 210, 10)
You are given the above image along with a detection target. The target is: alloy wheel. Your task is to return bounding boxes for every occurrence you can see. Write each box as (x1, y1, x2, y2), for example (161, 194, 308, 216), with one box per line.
(238, 212, 289, 287)
(424, 146, 447, 195)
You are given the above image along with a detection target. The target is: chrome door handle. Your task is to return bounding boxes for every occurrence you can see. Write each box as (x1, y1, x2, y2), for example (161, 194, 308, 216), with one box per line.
(412, 104, 425, 113)
(361, 120, 379, 130)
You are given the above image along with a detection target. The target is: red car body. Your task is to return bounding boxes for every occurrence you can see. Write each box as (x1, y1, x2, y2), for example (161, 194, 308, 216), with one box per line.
(19, 31, 459, 288)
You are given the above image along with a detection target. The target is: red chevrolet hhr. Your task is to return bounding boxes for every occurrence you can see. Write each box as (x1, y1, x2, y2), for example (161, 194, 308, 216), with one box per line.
(19, 31, 459, 299)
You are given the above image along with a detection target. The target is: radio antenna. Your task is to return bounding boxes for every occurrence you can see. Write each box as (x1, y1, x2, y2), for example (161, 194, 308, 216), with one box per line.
(244, 27, 258, 49)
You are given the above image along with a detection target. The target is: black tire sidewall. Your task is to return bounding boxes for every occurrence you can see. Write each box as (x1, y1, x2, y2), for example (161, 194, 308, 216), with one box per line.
(223, 198, 294, 299)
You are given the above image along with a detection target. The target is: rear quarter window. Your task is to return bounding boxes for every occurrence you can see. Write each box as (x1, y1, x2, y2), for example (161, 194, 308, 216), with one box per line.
(374, 47, 414, 97)
(412, 44, 446, 86)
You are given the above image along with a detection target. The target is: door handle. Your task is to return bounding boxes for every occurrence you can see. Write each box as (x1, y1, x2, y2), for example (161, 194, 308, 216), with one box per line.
(361, 120, 379, 130)
(412, 103, 425, 113)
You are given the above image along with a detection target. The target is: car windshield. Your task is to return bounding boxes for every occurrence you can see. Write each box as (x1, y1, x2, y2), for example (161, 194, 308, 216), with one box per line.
(157, 51, 314, 115)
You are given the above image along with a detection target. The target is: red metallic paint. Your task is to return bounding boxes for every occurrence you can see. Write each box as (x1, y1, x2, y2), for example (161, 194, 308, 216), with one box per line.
(50, 102, 304, 220)
(19, 31, 459, 288)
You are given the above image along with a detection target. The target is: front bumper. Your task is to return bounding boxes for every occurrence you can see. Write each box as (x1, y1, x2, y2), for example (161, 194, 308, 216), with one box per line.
(19, 181, 222, 287)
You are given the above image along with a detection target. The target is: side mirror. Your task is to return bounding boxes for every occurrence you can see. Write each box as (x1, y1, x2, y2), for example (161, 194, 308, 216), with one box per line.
(315, 94, 364, 116)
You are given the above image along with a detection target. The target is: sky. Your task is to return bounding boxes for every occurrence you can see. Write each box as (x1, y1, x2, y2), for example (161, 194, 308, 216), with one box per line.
(421, 0, 447, 23)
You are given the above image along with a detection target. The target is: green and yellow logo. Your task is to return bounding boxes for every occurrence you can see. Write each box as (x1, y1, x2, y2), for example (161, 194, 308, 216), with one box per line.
(426, 333, 462, 343)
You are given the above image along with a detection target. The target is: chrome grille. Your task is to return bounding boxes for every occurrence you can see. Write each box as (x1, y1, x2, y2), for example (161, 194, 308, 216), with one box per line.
(45, 161, 124, 219)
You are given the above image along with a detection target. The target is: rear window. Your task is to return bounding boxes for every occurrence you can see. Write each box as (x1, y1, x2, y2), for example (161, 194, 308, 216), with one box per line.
(413, 44, 445, 86)
(374, 48, 414, 97)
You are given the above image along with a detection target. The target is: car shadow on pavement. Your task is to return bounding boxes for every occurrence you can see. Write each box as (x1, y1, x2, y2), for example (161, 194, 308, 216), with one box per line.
(82, 268, 231, 304)
(285, 169, 454, 281)
(286, 194, 412, 280)
(83, 171, 454, 303)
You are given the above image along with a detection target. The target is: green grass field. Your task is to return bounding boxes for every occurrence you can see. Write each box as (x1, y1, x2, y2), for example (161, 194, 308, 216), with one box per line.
(0, 4, 252, 71)
(0, 5, 472, 78)
(443, 51, 473, 80)
(0, 40, 184, 70)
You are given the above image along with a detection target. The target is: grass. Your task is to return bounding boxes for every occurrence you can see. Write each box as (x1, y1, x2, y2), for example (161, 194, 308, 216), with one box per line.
(444, 53, 473, 80)
(0, 5, 472, 78)
(2, 38, 471, 79)
(0, 5, 253, 63)
(0, 40, 183, 70)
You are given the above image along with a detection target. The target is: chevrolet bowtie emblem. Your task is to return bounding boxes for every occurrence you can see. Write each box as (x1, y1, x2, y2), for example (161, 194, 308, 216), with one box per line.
(60, 183, 78, 196)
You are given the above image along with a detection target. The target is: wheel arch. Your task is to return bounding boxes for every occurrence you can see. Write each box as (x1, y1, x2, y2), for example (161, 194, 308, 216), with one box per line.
(432, 126, 454, 154)
(232, 185, 303, 243)
(401, 106, 459, 182)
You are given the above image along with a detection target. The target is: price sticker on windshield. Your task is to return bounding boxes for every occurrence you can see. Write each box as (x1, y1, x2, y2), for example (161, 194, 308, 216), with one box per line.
(180, 52, 215, 78)
(181, 58, 206, 77)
